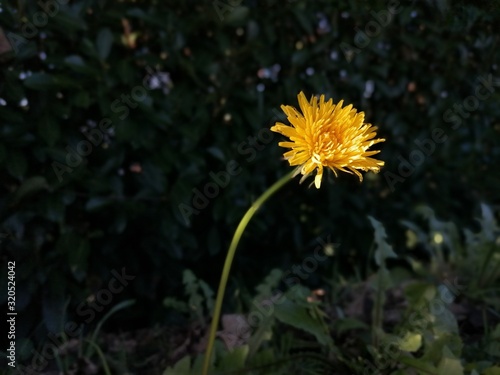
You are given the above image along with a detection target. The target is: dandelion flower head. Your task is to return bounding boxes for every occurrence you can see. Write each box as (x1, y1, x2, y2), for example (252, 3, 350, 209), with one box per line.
(271, 91, 385, 188)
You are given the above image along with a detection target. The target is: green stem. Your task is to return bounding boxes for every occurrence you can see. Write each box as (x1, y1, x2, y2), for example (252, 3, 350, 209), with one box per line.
(202, 169, 295, 375)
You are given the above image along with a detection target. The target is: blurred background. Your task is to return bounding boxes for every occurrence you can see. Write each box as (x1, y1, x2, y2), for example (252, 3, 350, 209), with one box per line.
(0, 0, 499, 373)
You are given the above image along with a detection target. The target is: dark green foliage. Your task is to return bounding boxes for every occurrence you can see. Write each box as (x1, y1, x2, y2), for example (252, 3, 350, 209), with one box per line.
(0, 0, 499, 369)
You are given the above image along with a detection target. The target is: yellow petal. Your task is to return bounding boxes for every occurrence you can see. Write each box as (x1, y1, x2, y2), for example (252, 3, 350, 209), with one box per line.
(272, 92, 385, 188)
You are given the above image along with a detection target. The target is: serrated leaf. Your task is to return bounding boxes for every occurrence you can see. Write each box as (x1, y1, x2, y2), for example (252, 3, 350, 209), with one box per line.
(182, 269, 208, 322)
(479, 203, 496, 241)
(199, 279, 214, 314)
(255, 269, 283, 301)
(369, 216, 397, 267)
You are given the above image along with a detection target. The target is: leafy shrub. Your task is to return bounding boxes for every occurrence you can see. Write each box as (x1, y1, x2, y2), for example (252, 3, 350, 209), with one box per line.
(0, 0, 499, 368)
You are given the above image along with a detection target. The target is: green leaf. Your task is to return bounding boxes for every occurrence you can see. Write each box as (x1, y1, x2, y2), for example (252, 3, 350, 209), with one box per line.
(11, 176, 49, 205)
(368, 216, 398, 267)
(437, 346, 463, 375)
(479, 203, 496, 241)
(398, 356, 439, 375)
(249, 348, 276, 371)
(163, 356, 191, 375)
(72, 91, 91, 108)
(254, 269, 283, 301)
(7, 152, 27, 178)
(85, 197, 110, 211)
(292, 8, 313, 34)
(422, 334, 462, 364)
(224, 6, 249, 25)
(64, 54, 85, 67)
(198, 279, 214, 315)
(404, 281, 436, 305)
(247, 315, 274, 359)
(64, 55, 96, 75)
(207, 146, 226, 162)
(182, 269, 210, 322)
(138, 162, 167, 193)
(127, 8, 166, 27)
(96, 28, 113, 60)
(397, 332, 422, 352)
(334, 318, 369, 335)
(217, 345, 249, 371)
(53, 12, 88, 32)
(191, 350, 216, 375)
(432, 306, 459, 336)
(483, 367, 500, 375)
(42, 195, 65, 223)
(274, 300, 332, 347)
(24, 73, 56, 90)
(163, 297, 189, 313)
(38, 117, 60, 146)
(56, 232, 90, 282)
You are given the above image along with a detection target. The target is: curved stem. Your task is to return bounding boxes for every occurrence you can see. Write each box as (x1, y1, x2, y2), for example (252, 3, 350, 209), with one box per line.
(202, 170, 295, 375)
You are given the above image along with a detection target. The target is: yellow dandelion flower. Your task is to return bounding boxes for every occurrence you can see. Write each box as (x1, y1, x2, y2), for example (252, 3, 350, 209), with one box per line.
(271, 91, 385, 189)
